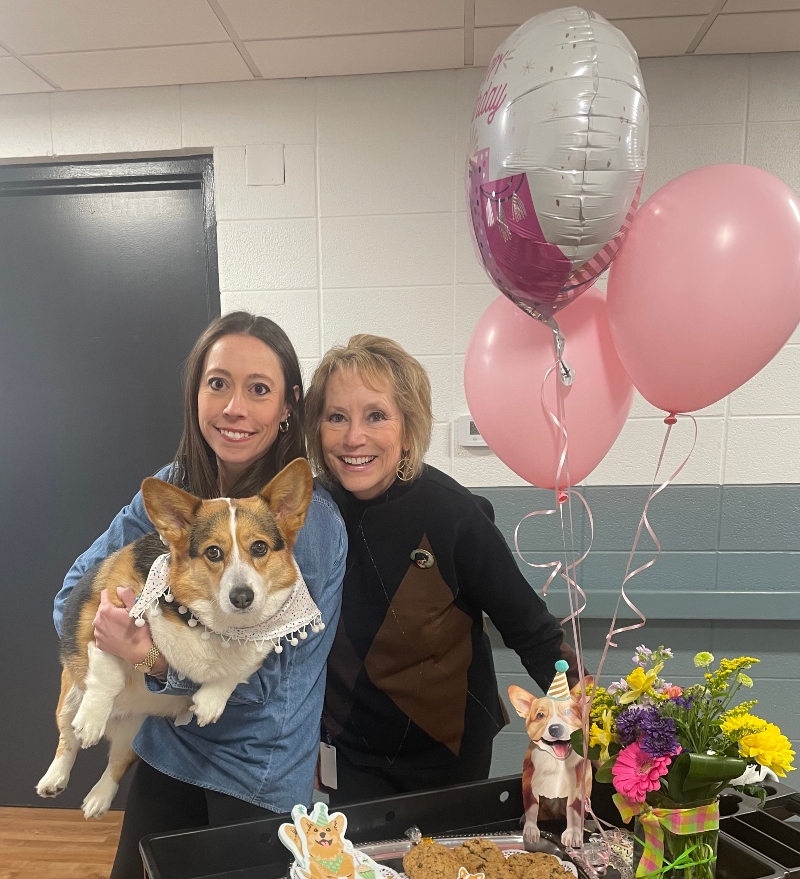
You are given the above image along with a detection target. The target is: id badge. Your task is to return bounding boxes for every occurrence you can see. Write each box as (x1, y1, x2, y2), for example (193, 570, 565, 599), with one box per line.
(319, 741, 338, 790)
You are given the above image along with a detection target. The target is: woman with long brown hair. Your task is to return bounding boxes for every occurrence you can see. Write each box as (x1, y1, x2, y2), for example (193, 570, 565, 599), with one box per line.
(52, 312, 346, 879)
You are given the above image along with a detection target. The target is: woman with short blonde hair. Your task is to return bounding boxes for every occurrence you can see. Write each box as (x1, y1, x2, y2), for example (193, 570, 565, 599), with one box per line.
(306, 334, 576, 804)
(305, 333, 432, 485)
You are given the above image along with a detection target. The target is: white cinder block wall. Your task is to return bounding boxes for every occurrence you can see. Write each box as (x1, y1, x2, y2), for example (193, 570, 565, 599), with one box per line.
(2, 53, 799, 490)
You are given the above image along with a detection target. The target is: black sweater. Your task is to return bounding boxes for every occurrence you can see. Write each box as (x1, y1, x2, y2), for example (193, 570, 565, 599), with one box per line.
(322, 465, 572, 770)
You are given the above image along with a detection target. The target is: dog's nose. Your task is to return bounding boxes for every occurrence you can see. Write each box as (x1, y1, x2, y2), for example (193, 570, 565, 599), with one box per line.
(229, 586, 254, 609)
(548, 723, 565, 739)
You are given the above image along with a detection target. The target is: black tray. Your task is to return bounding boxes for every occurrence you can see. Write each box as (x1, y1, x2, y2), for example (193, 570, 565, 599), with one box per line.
(721, 785, 800, 879)
(140, 775, 527, 879)
(139, 775, 795, 879)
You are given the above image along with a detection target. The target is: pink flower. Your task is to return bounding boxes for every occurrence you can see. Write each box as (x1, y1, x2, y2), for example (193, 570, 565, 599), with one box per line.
(663, 686, 683, 698)
(612, 742, 674, 803)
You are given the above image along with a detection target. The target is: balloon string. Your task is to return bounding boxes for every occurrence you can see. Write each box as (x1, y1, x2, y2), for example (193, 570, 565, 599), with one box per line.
(512, 365, 594, 636)
(512, 361, 593, 839)
(553, 365, 593, 847)
(592, 413, 698, 695)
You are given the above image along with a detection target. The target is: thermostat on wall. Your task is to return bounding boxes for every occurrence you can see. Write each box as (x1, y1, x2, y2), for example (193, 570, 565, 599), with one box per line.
(457, 414, 488, 447)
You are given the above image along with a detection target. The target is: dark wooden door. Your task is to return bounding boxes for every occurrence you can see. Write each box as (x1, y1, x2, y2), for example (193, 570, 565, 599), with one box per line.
(0, 157, 219, 808)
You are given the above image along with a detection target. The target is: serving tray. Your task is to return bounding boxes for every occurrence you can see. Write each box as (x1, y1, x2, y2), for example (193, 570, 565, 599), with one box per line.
(358, 831, 579, 878)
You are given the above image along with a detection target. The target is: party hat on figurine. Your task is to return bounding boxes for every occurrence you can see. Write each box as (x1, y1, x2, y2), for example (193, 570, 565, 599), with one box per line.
(546, 659, 571, 700)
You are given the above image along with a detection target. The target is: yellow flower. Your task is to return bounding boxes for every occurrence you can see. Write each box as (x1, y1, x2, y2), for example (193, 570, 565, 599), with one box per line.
(721, 712, 768, 740)
(588, 685, 617, 722)
(589, 709, 616, 762)
(619, 663, 662, 705)
(739, 723, 796, 777)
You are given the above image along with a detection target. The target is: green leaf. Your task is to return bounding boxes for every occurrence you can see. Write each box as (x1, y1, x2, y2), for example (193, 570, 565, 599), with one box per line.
(666, 752, 748, 805)
(570, 728, 601, 760)
(734, 783, 768, 807)
(595, 757, 616, 784)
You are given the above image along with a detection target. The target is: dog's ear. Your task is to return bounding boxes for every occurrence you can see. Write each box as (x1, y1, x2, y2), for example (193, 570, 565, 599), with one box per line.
(260, 458, 314, 544)
(141, 478, 201, 547)
(329, 815, 345, 834)
(299, 816, 314, 835)
(570, 675, 594, 699)
(278, 824, 305, 865)
(508, 685, 536, 719)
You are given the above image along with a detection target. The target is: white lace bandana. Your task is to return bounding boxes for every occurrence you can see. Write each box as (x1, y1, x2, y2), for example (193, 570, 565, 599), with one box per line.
(130, 552, 324, 654)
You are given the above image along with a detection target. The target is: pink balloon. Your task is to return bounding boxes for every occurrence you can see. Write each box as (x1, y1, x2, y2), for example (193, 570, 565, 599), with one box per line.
(607, 164, 800, 414)
(464, 288, 634, 490)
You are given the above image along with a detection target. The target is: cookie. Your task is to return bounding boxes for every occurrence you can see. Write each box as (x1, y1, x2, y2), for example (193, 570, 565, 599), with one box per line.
(450, 838, 513, 879)
(404, 841, 463, 879)
(506, 851, 571, 879)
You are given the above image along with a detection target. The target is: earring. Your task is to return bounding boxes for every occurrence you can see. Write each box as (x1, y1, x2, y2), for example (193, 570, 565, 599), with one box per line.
(279, 413, 290, 434)
(396, 451, 413, 482)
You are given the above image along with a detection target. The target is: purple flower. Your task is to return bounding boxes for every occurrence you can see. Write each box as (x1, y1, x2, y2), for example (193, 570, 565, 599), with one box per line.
(671, 693, 694, 710)
(636, 708, 680, 758)
(615, 706, 680, 757)
(615, 708, 641, 746)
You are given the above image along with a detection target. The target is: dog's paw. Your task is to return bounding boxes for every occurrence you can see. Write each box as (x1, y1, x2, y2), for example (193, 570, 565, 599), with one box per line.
(82, 778, 118, 819)
(523, 823, 541, 848)
(191, 691, 227, 727)
(36, 763, 70, 798)
(72, 711, 107, 748)
(561, 828, 583, 848)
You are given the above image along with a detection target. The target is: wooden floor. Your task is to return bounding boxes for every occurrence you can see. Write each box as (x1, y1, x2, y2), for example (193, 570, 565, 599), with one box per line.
(0, 806, 123, 879)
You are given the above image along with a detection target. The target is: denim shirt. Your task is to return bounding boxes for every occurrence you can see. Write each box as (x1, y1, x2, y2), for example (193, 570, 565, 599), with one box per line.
(54, 466, 346, 813)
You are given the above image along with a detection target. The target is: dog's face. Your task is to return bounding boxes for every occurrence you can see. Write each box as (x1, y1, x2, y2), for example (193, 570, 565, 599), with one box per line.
(299, 815, 346, 858)
(141, 458, 313, 630)
(508, 679, 591, 761)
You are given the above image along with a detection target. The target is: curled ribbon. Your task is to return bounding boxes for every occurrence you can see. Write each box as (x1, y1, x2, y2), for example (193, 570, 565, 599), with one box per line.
(513, 363, 594, 629)
(513, 488, 593, 625)
(612, 795, 719, 879)
(593, 413, 698, 694)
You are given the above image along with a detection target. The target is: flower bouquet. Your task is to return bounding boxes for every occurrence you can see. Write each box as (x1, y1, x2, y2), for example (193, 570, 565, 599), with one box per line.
(576, 647, 795, 879)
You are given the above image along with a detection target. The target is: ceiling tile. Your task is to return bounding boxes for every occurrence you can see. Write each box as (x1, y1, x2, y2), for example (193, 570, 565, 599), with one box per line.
(218, 0, 464, 39)
(473, 26, 515, 66)
(696, 11, 800, 54)
(31, 43, 252, 91)
(0, 0, 227, 55)
(0, 56, 53, 93)
(474, 1, 715, 28)
(611, 16, 706, 58)
(246, 30, 464, 78)
(723, 1, 800, 11)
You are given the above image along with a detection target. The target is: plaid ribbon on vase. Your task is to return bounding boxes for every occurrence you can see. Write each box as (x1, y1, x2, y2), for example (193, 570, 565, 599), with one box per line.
(613, 794, 720, 878)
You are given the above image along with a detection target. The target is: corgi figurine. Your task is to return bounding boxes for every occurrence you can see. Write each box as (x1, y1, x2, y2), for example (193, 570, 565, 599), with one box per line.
(279, 802, 381, 879)
(508, 660, 593, 849)
(37, 458, 321, 819)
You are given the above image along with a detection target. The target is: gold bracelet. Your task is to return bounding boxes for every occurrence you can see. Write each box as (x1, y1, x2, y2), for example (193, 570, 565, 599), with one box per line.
(133, 644, 161, 673)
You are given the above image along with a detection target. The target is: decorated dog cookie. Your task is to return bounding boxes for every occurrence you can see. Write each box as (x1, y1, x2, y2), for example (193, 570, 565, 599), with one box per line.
(279, 802, 383, 879)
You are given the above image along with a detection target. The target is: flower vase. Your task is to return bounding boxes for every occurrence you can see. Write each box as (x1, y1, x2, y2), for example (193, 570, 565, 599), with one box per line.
(633, 807, 718, 879)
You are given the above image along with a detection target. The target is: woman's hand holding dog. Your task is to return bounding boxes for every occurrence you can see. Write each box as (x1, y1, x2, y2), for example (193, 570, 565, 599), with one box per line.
(93, 588, 167, 675)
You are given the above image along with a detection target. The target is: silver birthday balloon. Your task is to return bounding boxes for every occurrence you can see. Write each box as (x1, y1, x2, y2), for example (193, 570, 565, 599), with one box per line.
(467, 6, 649, 319)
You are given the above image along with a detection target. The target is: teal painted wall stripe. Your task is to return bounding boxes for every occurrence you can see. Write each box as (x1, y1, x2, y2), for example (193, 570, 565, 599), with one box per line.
(474, 484, 800, 620)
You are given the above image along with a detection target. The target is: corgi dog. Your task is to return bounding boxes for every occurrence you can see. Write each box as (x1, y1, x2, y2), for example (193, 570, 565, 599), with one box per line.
(508, 678, 593, 848)
(279, 803, 380, 879)
(37, 458, 314, 819)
